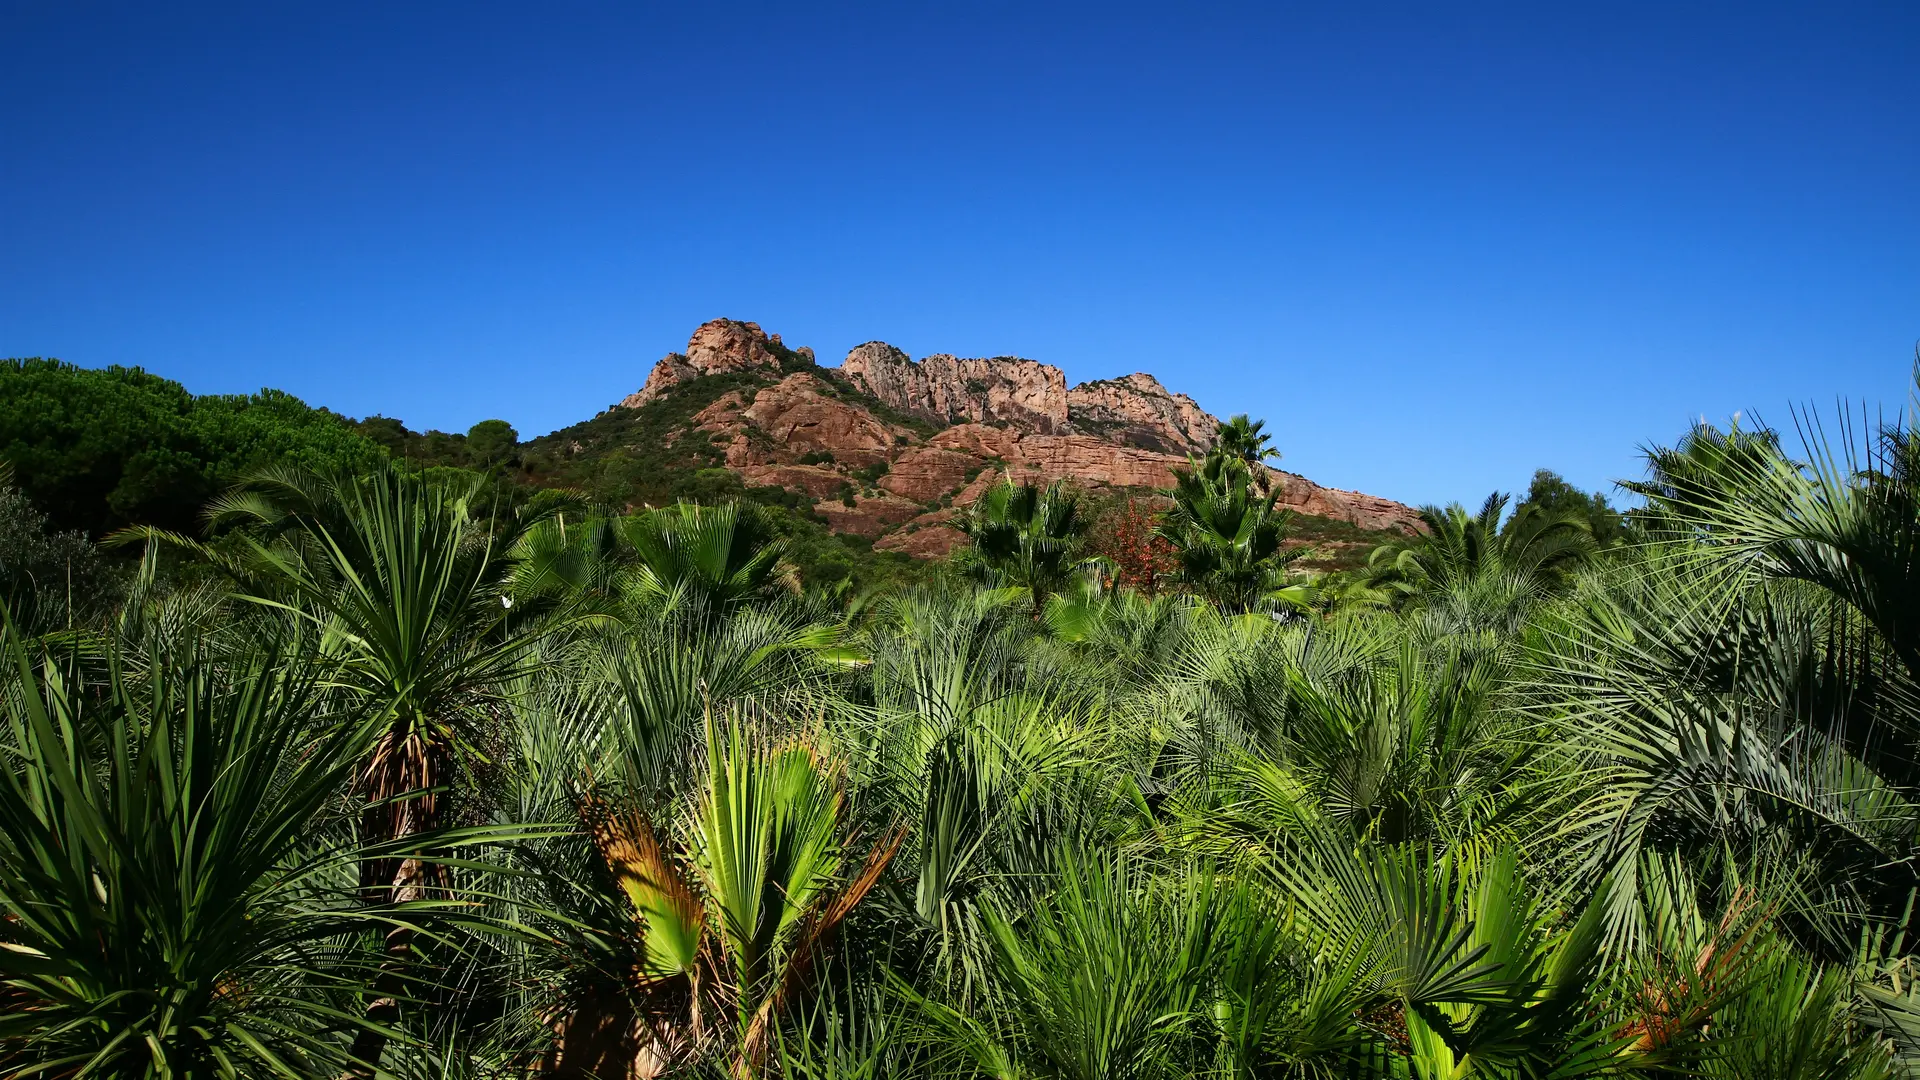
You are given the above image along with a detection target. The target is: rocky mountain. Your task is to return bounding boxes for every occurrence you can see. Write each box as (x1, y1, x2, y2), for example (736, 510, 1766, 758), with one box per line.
(547, 318, 1417, 562)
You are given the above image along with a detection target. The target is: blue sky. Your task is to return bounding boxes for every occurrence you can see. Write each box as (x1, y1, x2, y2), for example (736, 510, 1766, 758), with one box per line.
(3, 3, 1916, 507)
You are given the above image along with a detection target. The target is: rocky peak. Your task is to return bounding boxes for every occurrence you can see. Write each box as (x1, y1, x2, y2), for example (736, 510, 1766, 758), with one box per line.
(620, 318, 797, 408)
(841, 343, 1070, 432)
(1065, 373, 1217, 456)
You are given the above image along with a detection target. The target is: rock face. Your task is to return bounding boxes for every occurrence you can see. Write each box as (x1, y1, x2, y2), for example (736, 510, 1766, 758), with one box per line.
(838, 344, 1218, 456)
(928, 425, 1187, 492)
(814, 492, 924, 538)
(621, 319, 787, 407)
(875, 521, 969, 558)
(1066, 374, 1215, 456)
(608, 318, 1422, 557)
(1269, 471, 1419, 531)
(737, 464, 847, 499)
(841, 343, 1070, 432)
(877, 447, 979, 503)
(740, 374, 895, 467)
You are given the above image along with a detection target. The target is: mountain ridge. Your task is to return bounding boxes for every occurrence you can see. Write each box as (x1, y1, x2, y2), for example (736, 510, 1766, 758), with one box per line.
(536, 318, 1419, 562)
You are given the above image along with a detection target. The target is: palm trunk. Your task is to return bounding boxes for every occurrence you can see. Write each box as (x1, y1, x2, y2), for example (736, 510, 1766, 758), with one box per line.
(544, 993, 640, 1080)
(342, 725, 445, 1079)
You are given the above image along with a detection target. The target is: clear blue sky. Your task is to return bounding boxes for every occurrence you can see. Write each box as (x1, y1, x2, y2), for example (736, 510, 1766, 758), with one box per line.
(4, 3, 1915, 507)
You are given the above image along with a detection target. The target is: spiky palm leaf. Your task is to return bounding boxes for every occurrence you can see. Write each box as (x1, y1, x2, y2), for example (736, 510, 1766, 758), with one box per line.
(962, 480, 1093, 618)
(1264, 836, 1624, 1078)
(622, 502, 795, 616)
(0, 627, 394, 1076)
(1368, 492, 1596, 629)
(1157, 453, 1306, 614)
(1211, 413, 1283, 497)
(1530, 550, 1920, 959)
(912, 847, 1221, 1080)
(555, 714, 901, 1079)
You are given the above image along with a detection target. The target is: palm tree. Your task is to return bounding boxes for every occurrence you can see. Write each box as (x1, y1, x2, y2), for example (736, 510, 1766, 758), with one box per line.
(1534, 529, 1920, 961)
(1626, 403, 1920, 682)
(555, 715, 901, 1079)
(1366, 492, 1595, 626)
(509, 508, 624, 608)
(1534, 394, 1920, 959)
(1212, 414, 1281, 492)
(40, 361, 1920, 1077)
(150, 462, 560, 1074)
(909, 847, 1225, 1080)
(1269, 642, 1522, 845)
(601, 597, 843, 798)
(1261, 838, 1621, 1077)
(0, 629, 403, 1075)
(1621, 418, 1789, 542)
(622, 501, 795, 616)
(962, 478, 1091, 617)
(1156, 453, 1305, 614)
(855, 586, 1106, 1002)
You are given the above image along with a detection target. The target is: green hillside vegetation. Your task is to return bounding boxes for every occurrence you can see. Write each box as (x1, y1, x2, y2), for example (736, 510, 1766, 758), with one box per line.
(0, 359, 936, 594)
(0, 358, 388, 535)
(0, 355, 1409, 599)
(5, 356, 1920, 1076)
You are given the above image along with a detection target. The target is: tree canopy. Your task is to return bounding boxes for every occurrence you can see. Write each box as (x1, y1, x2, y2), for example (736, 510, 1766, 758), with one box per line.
(0, 358, 387, 535)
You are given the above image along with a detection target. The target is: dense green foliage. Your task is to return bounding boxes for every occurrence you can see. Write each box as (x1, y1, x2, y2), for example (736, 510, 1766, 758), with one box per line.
(1157, 451, 1304, 612)
(13, 363, 1920, 1078)
(0, 357, 932, 595)
(1516, 468, 1629, 546)
(961, 479, 1093, 615)
(0, 466, 119, 633)
(1361, 491, 1597, 632)
(0, 358, 388, 535)
(1211, 413, 1282, 491)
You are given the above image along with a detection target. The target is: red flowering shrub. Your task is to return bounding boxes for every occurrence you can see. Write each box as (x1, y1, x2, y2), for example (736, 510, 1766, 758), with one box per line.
(1092, 496, 1177, 596)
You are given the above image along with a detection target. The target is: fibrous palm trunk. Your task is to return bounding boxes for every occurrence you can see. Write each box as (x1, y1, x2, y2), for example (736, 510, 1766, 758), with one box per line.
(343, 723, 447, 1078)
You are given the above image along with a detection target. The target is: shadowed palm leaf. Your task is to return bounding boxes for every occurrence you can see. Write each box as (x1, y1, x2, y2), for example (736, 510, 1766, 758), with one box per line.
(0, 626, 403, 1076)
